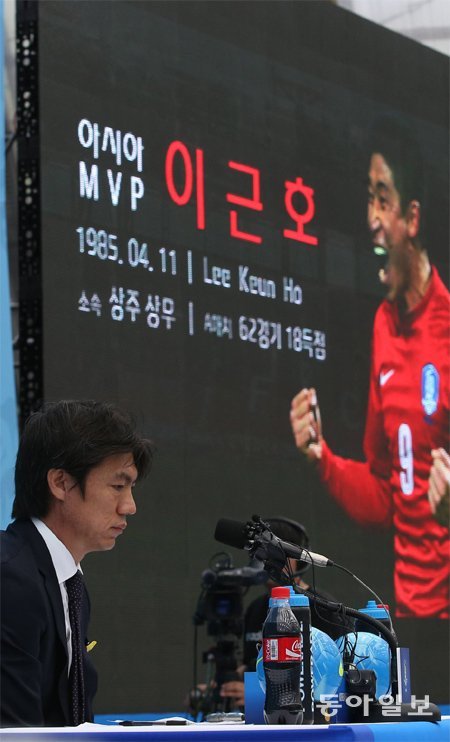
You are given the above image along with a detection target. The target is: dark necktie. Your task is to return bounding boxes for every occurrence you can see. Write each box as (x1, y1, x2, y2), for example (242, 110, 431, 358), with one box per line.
(66, 571, 86, 725)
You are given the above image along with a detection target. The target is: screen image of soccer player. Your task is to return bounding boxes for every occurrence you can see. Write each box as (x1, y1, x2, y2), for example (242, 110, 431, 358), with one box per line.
(30, 1, 448, 710)
(290, 117, 449, 620)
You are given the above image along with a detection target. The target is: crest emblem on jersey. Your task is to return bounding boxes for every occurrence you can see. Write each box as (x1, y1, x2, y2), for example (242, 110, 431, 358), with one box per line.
(421, 364, 439, 416)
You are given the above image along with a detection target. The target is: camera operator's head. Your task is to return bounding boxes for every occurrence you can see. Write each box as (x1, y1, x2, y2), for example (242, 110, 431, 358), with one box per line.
(264, 516, 310, 583)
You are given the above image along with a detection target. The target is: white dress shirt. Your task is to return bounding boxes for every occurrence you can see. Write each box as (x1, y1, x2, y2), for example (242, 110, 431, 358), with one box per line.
(31, 518, 81, 673)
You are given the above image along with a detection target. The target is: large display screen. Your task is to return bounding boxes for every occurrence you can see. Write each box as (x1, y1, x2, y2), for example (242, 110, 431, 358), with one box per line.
(35, 1, 448, 710)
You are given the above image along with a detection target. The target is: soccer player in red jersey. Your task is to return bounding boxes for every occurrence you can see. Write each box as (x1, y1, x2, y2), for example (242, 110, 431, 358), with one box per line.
(290, 121, 449, 618)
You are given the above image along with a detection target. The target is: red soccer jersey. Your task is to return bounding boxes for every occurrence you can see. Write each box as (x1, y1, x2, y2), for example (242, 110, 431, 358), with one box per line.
(318, 267, 449, 618)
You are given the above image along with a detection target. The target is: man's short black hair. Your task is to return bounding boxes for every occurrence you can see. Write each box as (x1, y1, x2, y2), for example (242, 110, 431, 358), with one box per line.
(367, 115, 424, 215)
(265, 518, 309, 550)
(13, 400, 154, 519)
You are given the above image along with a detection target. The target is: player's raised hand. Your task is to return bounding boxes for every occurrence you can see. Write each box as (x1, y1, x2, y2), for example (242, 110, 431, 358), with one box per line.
(290, 387, 322, 462)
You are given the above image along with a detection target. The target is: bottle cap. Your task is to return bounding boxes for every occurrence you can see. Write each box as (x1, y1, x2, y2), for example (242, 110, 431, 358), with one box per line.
(290, 593, 310, 607)
(358, 599, 389, 620)
(271, 586, 290, 599)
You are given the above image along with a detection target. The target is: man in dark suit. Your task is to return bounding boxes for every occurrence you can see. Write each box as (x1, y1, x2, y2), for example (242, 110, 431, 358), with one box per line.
(1, 400, 153, 727)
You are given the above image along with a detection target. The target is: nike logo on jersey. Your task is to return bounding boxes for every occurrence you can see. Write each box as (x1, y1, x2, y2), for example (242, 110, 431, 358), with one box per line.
(380, 369, 395, 387)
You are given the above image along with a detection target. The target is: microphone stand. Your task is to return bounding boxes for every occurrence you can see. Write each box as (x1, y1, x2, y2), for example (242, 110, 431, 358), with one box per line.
(291, 583, 441, 723)
(214, 517, 442, 723)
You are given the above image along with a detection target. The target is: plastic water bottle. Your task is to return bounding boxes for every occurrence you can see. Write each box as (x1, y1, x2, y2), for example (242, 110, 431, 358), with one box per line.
(262, 586, 303, 725)
(290, 589, 313, 724)
(355, 600, 391, 635)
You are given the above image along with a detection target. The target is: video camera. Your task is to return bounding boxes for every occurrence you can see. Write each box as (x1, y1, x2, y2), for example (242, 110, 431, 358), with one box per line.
(194, 552, 267, 637)
(190, 552, 267, 716)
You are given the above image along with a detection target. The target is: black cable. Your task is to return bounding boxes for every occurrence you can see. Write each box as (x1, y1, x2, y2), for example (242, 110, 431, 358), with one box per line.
(333, 561, 395, 636)
(292, 584, 399, 696)
(295, 587, 397, 652)
(296, 548, 353, 637)
(265, 535, 395, 649)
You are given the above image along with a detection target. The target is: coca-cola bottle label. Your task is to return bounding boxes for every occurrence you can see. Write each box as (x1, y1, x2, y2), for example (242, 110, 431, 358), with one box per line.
(263, 636, 302, 662)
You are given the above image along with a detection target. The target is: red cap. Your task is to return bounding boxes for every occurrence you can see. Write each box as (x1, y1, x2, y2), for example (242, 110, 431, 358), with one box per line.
(271, 586, 290, 599)
(377, 604, 390, 611)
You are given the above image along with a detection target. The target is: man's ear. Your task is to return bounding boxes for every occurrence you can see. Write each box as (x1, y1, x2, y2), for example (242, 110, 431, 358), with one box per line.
(47, 469, 76, 502)
(406, 200, 420, 239)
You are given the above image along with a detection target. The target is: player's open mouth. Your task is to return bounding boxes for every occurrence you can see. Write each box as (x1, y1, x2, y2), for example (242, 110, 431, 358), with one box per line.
(372, 242, 390, 285)
(373, 244, 387, 257)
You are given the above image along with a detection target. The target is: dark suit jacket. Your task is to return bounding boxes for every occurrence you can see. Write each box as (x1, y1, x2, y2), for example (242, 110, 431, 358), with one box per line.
(0, 519, 98, 727)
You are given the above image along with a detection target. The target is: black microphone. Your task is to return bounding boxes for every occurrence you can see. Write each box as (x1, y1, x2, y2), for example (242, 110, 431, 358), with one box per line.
(214, 518, 333, 568)
(214, 518, 249, 549)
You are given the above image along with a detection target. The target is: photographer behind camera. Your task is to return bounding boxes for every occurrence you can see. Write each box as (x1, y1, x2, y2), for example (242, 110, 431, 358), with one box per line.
(220, 517, 351, 709)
